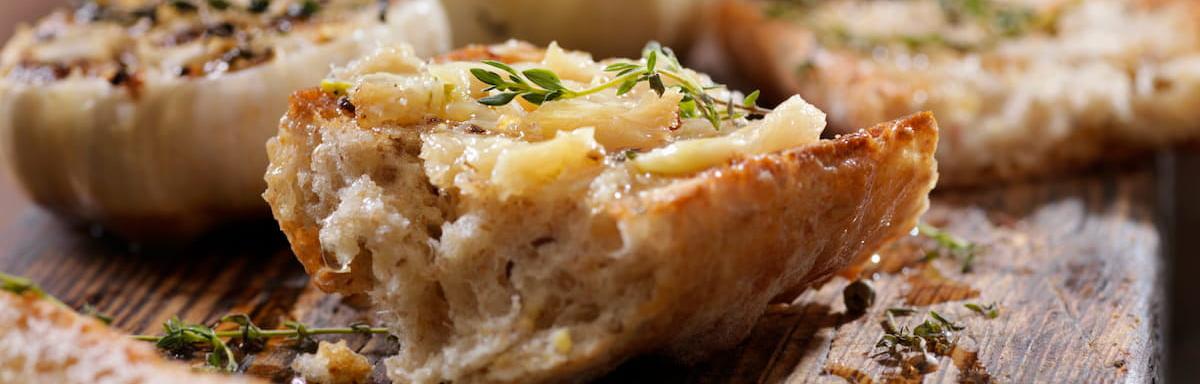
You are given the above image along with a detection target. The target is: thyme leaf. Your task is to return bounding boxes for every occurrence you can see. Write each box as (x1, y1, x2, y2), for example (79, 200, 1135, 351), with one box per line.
(964, 302, 1000, 319)
(151, 317, 238, 372)
(917, 223, 982, 273)
(82, 304, 114, 325)
(875, 310, 965, 361)
(468, 42, 771, 130)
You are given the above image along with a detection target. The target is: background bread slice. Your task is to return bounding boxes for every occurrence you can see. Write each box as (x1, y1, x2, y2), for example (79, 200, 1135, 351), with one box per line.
(0, 290, 259, 384)
(718, 0, 1200, 187)
(264, 63, 938, 382)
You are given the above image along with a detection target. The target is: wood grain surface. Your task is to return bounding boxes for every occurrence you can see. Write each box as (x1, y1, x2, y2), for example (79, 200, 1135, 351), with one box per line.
(0, 166, 1162, 383)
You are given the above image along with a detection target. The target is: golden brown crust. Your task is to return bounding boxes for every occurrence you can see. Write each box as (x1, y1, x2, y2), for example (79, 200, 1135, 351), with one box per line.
(267, 88, 371, 294)
(609, 112, 937, 361)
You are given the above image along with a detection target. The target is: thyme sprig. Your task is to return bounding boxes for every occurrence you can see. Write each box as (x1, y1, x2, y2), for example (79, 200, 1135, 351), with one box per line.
(469, 42, 771, 130)
(3, 272, 389, 373)
(916, 223, 982, 273)
(133, 315, 389, 372)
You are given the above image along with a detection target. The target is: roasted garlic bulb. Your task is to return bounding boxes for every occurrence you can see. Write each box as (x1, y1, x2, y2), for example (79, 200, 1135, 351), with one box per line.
(0, 0, 449, 237)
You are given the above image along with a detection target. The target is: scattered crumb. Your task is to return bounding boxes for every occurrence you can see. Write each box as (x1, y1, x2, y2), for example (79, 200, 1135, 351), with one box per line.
(291, 340, 372, 384)
(1111, 359, 1127, 372)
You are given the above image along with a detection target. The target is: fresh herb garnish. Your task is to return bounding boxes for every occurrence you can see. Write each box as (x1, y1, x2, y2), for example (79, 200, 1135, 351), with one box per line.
(3, 272, 389, 373)
(82, 304, 114, 325)
(964, 302, 1000, 319)
(469, 42, 771, 130)
(132, 316, 389, 372)
(916, 223, 981, 273)
(148, 317, 239, 371)
(875, 310, 965, 362)
(843, 279, 876, 314)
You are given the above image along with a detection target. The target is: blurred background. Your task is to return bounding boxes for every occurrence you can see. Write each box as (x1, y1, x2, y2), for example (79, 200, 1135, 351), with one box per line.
(0, 0, 61, 234)
(0, 1, 1195, 382)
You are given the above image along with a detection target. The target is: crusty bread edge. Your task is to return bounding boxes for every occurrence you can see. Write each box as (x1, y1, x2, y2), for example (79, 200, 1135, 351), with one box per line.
(0, 290, 262, 383)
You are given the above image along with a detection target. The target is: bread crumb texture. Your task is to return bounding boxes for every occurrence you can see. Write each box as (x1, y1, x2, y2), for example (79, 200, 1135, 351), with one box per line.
(0, 291, 258, 384)
(291, 340, 373, 384)
(264, 42, 939, 383)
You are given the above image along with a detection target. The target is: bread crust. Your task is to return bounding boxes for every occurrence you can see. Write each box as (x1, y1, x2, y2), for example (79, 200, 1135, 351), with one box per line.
(266, 79, 937, 382)
(598, 111, 938, 363)
(0, 291, 260, 384)
(718, 0, 1200, 187)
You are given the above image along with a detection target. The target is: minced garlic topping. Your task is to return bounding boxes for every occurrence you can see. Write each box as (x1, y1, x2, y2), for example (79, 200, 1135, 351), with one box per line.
(330, 42, 826, 199)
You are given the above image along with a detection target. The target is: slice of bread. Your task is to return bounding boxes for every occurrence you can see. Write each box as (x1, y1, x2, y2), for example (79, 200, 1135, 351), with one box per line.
(0, 290, 260, 384)
(719, 0, 1200, 186)
(0, 0, 449, 237)
(263, 42, 938, 383)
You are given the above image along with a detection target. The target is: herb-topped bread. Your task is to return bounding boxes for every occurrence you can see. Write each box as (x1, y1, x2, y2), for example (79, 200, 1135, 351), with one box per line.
(0, 0, 449, 237)
(263, 41, 939, 383)
(720, 0, 1200, 186)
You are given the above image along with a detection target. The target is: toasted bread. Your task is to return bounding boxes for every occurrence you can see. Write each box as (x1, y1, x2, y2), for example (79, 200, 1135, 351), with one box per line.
(0, 290, 260, 383)
(263, 42, 938, 383)
(719, 0, 1200, 186)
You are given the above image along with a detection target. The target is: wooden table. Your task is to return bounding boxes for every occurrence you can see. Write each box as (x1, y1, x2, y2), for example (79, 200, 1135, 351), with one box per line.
(0, 165, 1163, 383)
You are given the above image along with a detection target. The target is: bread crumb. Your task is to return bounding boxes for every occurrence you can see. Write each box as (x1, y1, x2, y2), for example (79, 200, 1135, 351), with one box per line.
(291, 340, 372, 384)
(551, 328, 572, 355)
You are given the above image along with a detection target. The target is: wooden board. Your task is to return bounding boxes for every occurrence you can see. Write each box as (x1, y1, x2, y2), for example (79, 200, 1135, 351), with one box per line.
(0, 166, 1162, 383)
